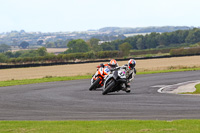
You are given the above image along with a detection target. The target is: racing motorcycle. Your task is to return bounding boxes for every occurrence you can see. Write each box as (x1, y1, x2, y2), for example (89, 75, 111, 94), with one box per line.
(102, 67, 127, 95)
(89, 66, 110, 91)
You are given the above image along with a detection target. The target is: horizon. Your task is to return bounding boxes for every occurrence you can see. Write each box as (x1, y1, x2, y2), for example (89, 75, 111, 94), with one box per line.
(1, 0, 200, 33)
(0, 25, 198, 34)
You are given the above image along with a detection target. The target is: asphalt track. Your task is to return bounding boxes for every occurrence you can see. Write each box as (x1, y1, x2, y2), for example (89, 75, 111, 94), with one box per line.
(0, 71, 200, 120)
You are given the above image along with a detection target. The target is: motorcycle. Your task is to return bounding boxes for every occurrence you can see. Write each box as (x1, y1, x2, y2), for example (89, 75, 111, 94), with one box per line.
(102, 67, 127, 95)
(89, 66, 110, 91)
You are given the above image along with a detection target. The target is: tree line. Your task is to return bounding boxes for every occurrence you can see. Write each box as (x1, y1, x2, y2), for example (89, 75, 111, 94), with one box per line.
(1, 28, 200, 64)
(2, 47, 199, 65)
(64, 28, 200, 55)
(0, 47, 51, 63)
(100, 28, 200, 51)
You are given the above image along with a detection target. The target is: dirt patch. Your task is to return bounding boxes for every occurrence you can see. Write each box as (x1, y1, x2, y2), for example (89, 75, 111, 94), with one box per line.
(0, 56, 200, 81)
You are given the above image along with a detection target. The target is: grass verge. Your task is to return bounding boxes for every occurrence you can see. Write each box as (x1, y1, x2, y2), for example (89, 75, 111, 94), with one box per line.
(180, 84, 200, 94)
(0, 67, 200, 87)
(184, 83, 200, 94)
(194, 83, 200, 94)
(0, 75, 91, 87)
(137, 67, 200, 75)
(0, 120, 200, 133)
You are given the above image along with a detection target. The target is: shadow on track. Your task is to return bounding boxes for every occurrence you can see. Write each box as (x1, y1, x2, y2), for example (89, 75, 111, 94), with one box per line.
(104, 92, 134, 95)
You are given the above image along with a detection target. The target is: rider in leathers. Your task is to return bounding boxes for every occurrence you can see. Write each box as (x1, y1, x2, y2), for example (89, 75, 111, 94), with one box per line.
(94, 59, 118, 79)
(121, 59, 136, 93)
(97, 59, 118, 70)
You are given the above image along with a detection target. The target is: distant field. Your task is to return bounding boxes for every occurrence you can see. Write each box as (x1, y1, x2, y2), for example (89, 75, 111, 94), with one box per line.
(46, 48, 67, 53)
(11, 48, 67, 54)
(0, 56, 200, 81)
(124, 32, 151, 37)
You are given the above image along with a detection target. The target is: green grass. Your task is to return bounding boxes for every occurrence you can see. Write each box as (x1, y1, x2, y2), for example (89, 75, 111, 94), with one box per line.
(194, 83, 200, 94)
(0, 120, 200, 133)
(181, 83, 200, 94)
(184, 83, 200, 94)
(0, 75, 91, 87)
(137, 67, 200, 75)
(0, 68, 200, 132)
(0, 67, 200, 87)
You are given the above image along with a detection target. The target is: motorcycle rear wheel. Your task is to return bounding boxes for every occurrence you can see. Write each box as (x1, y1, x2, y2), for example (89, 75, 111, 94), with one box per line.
(89, 78, 101, 91)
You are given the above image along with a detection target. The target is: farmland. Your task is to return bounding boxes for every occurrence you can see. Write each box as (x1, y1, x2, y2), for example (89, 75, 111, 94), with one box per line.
(11, 47, 67, 54)
(0, 56, 200, 81)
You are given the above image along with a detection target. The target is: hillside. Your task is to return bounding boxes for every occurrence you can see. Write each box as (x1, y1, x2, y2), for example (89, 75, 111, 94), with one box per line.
(98, 26, 194, 34)
(0, 26, 196, 46)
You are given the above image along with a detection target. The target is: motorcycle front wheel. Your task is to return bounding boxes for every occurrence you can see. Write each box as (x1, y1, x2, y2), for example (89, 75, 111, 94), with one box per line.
(89, 78, 101, 91)
(102, 79, 115, 95)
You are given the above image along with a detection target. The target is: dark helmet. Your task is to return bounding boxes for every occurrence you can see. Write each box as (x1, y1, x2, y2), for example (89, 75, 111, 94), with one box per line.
(99, 63, 104, 67)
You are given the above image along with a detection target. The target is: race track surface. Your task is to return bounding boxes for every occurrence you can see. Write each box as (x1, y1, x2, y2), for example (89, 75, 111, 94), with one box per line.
(0, 71, 200, 120)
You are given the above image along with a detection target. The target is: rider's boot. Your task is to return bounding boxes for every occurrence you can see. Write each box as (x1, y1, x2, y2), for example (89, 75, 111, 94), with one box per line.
(125, 84, 131, 93)
(121, 84, 126, 91)
(121, 84, 131, 93)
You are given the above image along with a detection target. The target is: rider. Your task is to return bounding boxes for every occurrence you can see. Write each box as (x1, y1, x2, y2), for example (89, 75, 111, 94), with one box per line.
(121, 59, 136, 93)
(97, 59, 118, 70)
(94, 59, 118, 80)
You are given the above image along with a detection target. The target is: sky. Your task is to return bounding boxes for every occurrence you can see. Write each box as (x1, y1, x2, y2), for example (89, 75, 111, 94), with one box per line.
(0, 0, 199, 33)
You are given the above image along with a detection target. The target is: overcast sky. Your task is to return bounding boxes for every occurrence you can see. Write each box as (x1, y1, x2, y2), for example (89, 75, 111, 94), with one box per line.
(0, 0, 199, 33)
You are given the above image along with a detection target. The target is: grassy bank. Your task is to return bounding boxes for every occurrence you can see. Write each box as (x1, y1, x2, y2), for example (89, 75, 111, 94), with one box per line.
(182, 83, 200, 94)
(195, 83, 200, 93)
(0, 120, 200, 133)
(0, 67, 200, 87)
(187, 83, 200, 94)
(0, 75, 92, 87)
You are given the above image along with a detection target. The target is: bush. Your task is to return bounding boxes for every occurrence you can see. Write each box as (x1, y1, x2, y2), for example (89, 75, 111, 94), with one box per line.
(7, 58, 17, 64)
(130, 48, 171, 55)
(170, 47, 200, 56)
(22, 57, 31, 63)
(84, 51, 96, 59)
(95, 51, 120, 58)
(0, 54, 8, 63)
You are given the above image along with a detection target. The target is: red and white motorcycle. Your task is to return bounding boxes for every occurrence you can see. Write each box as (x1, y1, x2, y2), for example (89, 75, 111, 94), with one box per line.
(89, 65, 110, 91)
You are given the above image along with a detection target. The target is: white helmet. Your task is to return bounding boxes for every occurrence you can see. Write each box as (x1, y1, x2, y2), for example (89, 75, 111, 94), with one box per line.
(109, 59, 118, 67)
(128, 59, 136, 69)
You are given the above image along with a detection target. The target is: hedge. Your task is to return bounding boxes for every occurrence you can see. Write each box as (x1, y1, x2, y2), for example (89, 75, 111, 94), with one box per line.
(130, 48, 171, 55)
(3, 51, 122, 64)
(170, 47, 200, 56)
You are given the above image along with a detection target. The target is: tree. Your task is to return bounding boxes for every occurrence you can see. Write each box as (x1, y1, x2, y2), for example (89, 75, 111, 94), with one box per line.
(45, 42, 56, 48)
(125, 37, 137, 49)
(66, 39, 90, 53)
(37, 47, 47, 56)
(145, 32, 159, 48)
(19, 41, 29, 49)
(88, 38, 102, 52)
(0, 53, 8, 63)
(136, 38, 145, 50)
(185, 28, 200, 44)
(92, 45, 103, 52)
(100, 43, 115, 51)
(157, 32, 170, 46)
(0, 44, 11, 53)
(4, 51, 14, 58)
(89, 38, 100, 46)
(37, 40, 44, 45)
(119, 42, 132, 56)
(13, 51, 22, 58)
